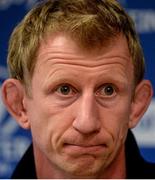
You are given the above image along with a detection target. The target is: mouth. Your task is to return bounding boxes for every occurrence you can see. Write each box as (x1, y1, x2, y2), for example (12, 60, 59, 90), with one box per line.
(63, 143, 107, 156)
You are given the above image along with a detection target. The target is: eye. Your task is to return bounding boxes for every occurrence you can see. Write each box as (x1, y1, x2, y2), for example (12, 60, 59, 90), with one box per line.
(97, 84, 116, 97)
(56, 84, 75, 96)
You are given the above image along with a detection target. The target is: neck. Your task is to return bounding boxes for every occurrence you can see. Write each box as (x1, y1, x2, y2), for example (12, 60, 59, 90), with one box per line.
(33, 144, 126, 179)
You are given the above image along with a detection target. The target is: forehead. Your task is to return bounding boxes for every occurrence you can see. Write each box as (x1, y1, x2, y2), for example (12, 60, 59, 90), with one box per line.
(34, 33, 134, 81)
(37, 33, 132, 63)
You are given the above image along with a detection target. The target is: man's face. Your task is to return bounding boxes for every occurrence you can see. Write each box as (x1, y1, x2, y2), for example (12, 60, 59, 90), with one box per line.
(24, 34, 134, 178)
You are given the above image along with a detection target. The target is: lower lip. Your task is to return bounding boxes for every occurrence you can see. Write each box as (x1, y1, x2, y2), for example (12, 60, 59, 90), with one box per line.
(63, 144, 106, 155)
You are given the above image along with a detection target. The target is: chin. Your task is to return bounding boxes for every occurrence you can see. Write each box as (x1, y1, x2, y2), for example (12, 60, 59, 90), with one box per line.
(60, 156, 106, 178)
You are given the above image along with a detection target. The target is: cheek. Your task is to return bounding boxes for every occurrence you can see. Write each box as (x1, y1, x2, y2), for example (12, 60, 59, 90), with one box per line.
(26, 98, 73, 153)
(102, 102, 131, 145)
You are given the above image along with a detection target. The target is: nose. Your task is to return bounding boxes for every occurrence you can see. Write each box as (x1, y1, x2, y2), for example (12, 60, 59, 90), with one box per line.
(72, 92, 101, 134)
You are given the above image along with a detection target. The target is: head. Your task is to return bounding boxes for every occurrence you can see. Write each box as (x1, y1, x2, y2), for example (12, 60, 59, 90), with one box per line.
(1, 0, 153, 178)
(7, 0, 145, 89)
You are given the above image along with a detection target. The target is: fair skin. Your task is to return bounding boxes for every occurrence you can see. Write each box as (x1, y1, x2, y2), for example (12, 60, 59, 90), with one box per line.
(2, 33, 153, 178)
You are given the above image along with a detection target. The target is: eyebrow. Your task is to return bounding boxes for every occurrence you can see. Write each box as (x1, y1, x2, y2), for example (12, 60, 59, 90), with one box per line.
(43, 70, 130, 93)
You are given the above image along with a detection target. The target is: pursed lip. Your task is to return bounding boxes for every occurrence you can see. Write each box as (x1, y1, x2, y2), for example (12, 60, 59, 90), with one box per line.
(63, 143, 107, 155)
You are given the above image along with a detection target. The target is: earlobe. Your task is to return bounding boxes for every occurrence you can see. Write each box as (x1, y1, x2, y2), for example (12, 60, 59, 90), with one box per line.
(129, 80, 153, 128)
(1, 78, 30, 129)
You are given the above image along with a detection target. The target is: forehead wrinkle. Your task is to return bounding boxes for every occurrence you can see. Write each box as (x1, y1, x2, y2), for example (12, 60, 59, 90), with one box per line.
(42, 62, 129, 88)
(37, 50, 131, 70)
(35, 53, 132, 87)
(36, 33, 132, 72)
(47, 61, 127, 71)
(38, 47, 131, 60)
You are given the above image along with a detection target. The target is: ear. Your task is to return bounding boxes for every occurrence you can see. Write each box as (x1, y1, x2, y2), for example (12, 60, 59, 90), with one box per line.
(1, 78, 30, 129)
(129, 80, 153, 128)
